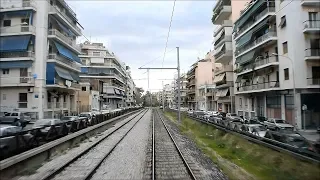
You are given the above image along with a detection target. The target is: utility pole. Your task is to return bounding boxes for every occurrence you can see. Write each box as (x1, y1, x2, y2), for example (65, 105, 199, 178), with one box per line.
(176, 47, 181, 123)
(147, 69, 152, 107)
(162, 81, 165, 109)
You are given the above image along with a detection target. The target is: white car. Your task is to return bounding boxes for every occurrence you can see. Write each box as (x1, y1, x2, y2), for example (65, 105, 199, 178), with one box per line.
(243, 124, 267, 137)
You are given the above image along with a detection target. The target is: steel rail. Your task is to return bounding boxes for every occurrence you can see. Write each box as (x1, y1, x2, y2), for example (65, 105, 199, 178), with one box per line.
(152, 111, 155, 180)
(154, 109, 197, 180)
(42, 108, 148, 180)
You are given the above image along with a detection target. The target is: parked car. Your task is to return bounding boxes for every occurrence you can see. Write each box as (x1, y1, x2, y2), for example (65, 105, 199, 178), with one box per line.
(0, 112, 31, 127)
(32, 119, 65, 139)
(242, 124, 267, 137)
(264, 118, 295, 131)
(226, 113, 244, 123)
(61, 116, 80, 129)
(0, 124, 34, 157)
(79, 112, 93, 124)
(248, 116, 267, 124)
(217, 112, 227, 120)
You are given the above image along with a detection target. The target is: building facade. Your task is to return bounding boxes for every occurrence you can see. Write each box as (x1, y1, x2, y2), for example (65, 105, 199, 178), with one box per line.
(173, 73, 188, 108)
(125, 66, 136, 107)
(212, 0, 249, 113)
(233, 0, 320, 130)
(0, 0, 83, 119)
(79, 41, 127, 110)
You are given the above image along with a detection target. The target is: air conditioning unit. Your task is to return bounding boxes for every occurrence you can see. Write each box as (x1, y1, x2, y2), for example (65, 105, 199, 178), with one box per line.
(28, 88, 34, 93)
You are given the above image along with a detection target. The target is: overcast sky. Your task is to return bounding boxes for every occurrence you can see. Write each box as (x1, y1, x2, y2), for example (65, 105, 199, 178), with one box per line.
(67, 0, 217, 92)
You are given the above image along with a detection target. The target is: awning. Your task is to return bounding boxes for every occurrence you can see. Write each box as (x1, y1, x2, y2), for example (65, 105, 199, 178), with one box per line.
(218, 88, 229, 97)
(236, 30, 253, 48)
(235, 75, 243, 83)
(235, 50, 256, 65)
(55, 66, 74, 81)
(55, 18, 74, 37)
(215, 90, 222, 97)
(252, 18, 269, 33)
(0, 35, 32, 52)
(214, 29, 225, 44)
(70, 72, 80, 82)
(53, 41, 81, 63)
(235, 0, 265, 29)
(0, 61, 33, 69)
(214, 73, 226, 83)
(214, 44, 225, 55)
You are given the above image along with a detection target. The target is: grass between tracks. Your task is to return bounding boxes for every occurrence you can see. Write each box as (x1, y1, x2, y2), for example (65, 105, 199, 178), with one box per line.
(164, 111, 320, 180)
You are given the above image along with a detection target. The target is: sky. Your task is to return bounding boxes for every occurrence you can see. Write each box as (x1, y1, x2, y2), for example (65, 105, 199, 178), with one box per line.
(67, 0, 217, 92)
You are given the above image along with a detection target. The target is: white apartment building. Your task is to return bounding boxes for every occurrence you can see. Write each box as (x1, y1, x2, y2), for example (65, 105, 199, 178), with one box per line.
(163, 83, 174, 108)
(125, 66, 136, 107)
(212, 0, 249, 113)
(79, 41, 127, 110)
(233, 0, 320, 130)
(172, 73, 188, 108)
(0, 0, 83, 119)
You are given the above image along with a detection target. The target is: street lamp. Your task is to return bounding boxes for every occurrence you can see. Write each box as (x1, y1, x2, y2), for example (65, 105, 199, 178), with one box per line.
(272, 53, 297, 129)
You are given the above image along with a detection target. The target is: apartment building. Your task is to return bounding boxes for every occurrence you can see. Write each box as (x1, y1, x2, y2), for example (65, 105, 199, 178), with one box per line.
(0, 0, 83, 119)
(172, 73, 188, 108)
(211, 0, 249, 113)
(186, 56, 215, 110)
(79, 41, 127, 110)
(162, 83, 174, 108)
(233, 0, 320, 130)
(125, 66, 136, 107)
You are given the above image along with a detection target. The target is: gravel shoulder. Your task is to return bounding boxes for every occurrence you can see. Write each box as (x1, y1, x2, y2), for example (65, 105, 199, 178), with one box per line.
(159, 111, 227, 180)
(90, 109, 152, 180)
(14, 111, 145, 180)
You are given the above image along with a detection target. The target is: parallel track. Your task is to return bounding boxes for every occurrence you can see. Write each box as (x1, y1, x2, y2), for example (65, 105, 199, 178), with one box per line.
(152, 109, 196, 180)
(42, 108, 149, 180)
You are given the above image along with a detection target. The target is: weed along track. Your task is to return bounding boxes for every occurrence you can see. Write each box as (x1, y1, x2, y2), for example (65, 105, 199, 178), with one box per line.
(40, 109, 149, 180)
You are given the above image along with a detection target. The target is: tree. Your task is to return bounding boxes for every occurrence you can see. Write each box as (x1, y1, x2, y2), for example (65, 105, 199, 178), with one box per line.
(142, 91, 159, 107)
(135, 87, 144, 105)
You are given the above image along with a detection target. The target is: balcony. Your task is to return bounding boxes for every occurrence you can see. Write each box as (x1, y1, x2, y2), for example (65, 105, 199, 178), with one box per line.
(187, 80, 196, 87)
(234, 7, 275, 40)
(18, 102, 28, 108)
(0, 1, 36, 12)
(218, 96, 231, 103)
(48, 29, 81, 54)
(48, 53, 81, 72)
(303, 20, 320, 34)
(49, 5, 82, 36)
(187, 89, 195, 95)
(55, 102, 60, 108)
(214, 42, 233, 63)
(237, 56, 279, 76)
(214, 20, 233, 37)
(215, 65, 233, 75)
(211, 0, 232, 24)
(304, 49, 320, 61)
(301, 0, 320, 6)
(307, 78, 320, 86)
(0, 76, 35, 87)
(237, 81, 280, 94)
(82, 62, 126, 77)
(0, 51, 35, 61)
(214, 35, 232, 49)
(216, 81, 233, 89)
(0, 25, 35, 36)
(235, 31, 277, 58)
(103, 83, 125, 91)
(63, 102, 67, 108)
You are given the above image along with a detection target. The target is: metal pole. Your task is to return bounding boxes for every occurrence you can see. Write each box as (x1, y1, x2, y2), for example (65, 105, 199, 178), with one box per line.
(303, 110, 306, 130)
(162, 81, 165, 109)
(147, 69, 152, 107)
(177, 47, 181, 123)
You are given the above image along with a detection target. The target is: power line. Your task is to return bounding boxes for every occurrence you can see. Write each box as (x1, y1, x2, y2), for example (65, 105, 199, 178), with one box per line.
(161, 0, 177, 70)
(139, 48, 175, 68)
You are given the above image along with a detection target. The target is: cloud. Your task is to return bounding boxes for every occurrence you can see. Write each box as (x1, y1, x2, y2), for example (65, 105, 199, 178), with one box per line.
(67, 0, 216, 92)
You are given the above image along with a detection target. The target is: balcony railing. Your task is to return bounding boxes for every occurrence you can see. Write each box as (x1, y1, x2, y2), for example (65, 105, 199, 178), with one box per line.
(212, 0, 231, 19)
(307, 78, 320, 85)
(0, 51, 34, 59)
(0, 76, 35, 86)
(237, 81, 279, 92)
(49, 5, 81, 33)
(303, 20, 320, 29)
(234, 7, 275, 39)
(305, 48, 320, 57)
(0, 1, 36, 10)
(216, 65, 233, 74)
(48, 29, 81, 52)
(48, 53, 81, 71)
(235, 31, 277, 56)
(0, 25, 35, 34)
(238, 56, 278, 73)
(47, 102, 52, 109)
(214, 35, 232, 46)
(18, 102, 28, 108)
(55, 102, 60, 108)
(63, 102, 67, 108)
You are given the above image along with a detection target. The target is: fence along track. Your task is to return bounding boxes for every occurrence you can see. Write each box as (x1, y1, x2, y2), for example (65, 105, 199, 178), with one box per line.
(42, 108, 149, 180)
(152, 109, 196, 180)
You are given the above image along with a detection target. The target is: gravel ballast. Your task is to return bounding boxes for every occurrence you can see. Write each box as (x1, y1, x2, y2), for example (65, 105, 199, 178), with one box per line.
(90, 109, 152, 180)
(159, 111, 227, 180)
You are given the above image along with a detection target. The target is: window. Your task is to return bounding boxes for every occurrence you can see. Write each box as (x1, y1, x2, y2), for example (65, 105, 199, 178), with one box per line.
(92, 51, 100, 56)
(282, 41, 288, 54)
(81, 59, 86, 64)
(21, 18, 29, 25)
(239, 98, 242, 107)
(2, 69, 9, 75)
(82, 87, 87, 91)
(2, 94, 6, 100)
(279, 16, 286, 28)
(3, 20, 11, 27)
(18, 93, 28, 108)
(284, 68, 289, 80)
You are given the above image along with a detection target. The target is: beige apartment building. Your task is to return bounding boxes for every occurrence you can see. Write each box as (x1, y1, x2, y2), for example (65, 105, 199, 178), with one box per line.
(211, 0, 249, 113)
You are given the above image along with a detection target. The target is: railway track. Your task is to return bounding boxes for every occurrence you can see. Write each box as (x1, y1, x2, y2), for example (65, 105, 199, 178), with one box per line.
(40, 108, 149, 180)
(151, 109, 196, 180)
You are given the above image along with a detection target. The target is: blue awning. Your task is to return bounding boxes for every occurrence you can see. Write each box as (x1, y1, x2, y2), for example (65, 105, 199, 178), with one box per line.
(70, 72, 80, 82)
(0, 61, 33, 69)
(0, 35, 32, 52)
(54, 18, 74, 37)
(53, 41, 81, 63)
(81, 67, 88, 73)
(55, 66, 74, 81)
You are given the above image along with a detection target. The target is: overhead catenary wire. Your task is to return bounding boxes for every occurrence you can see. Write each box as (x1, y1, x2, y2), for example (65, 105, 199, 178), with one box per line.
(161, 0, 177, 71)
